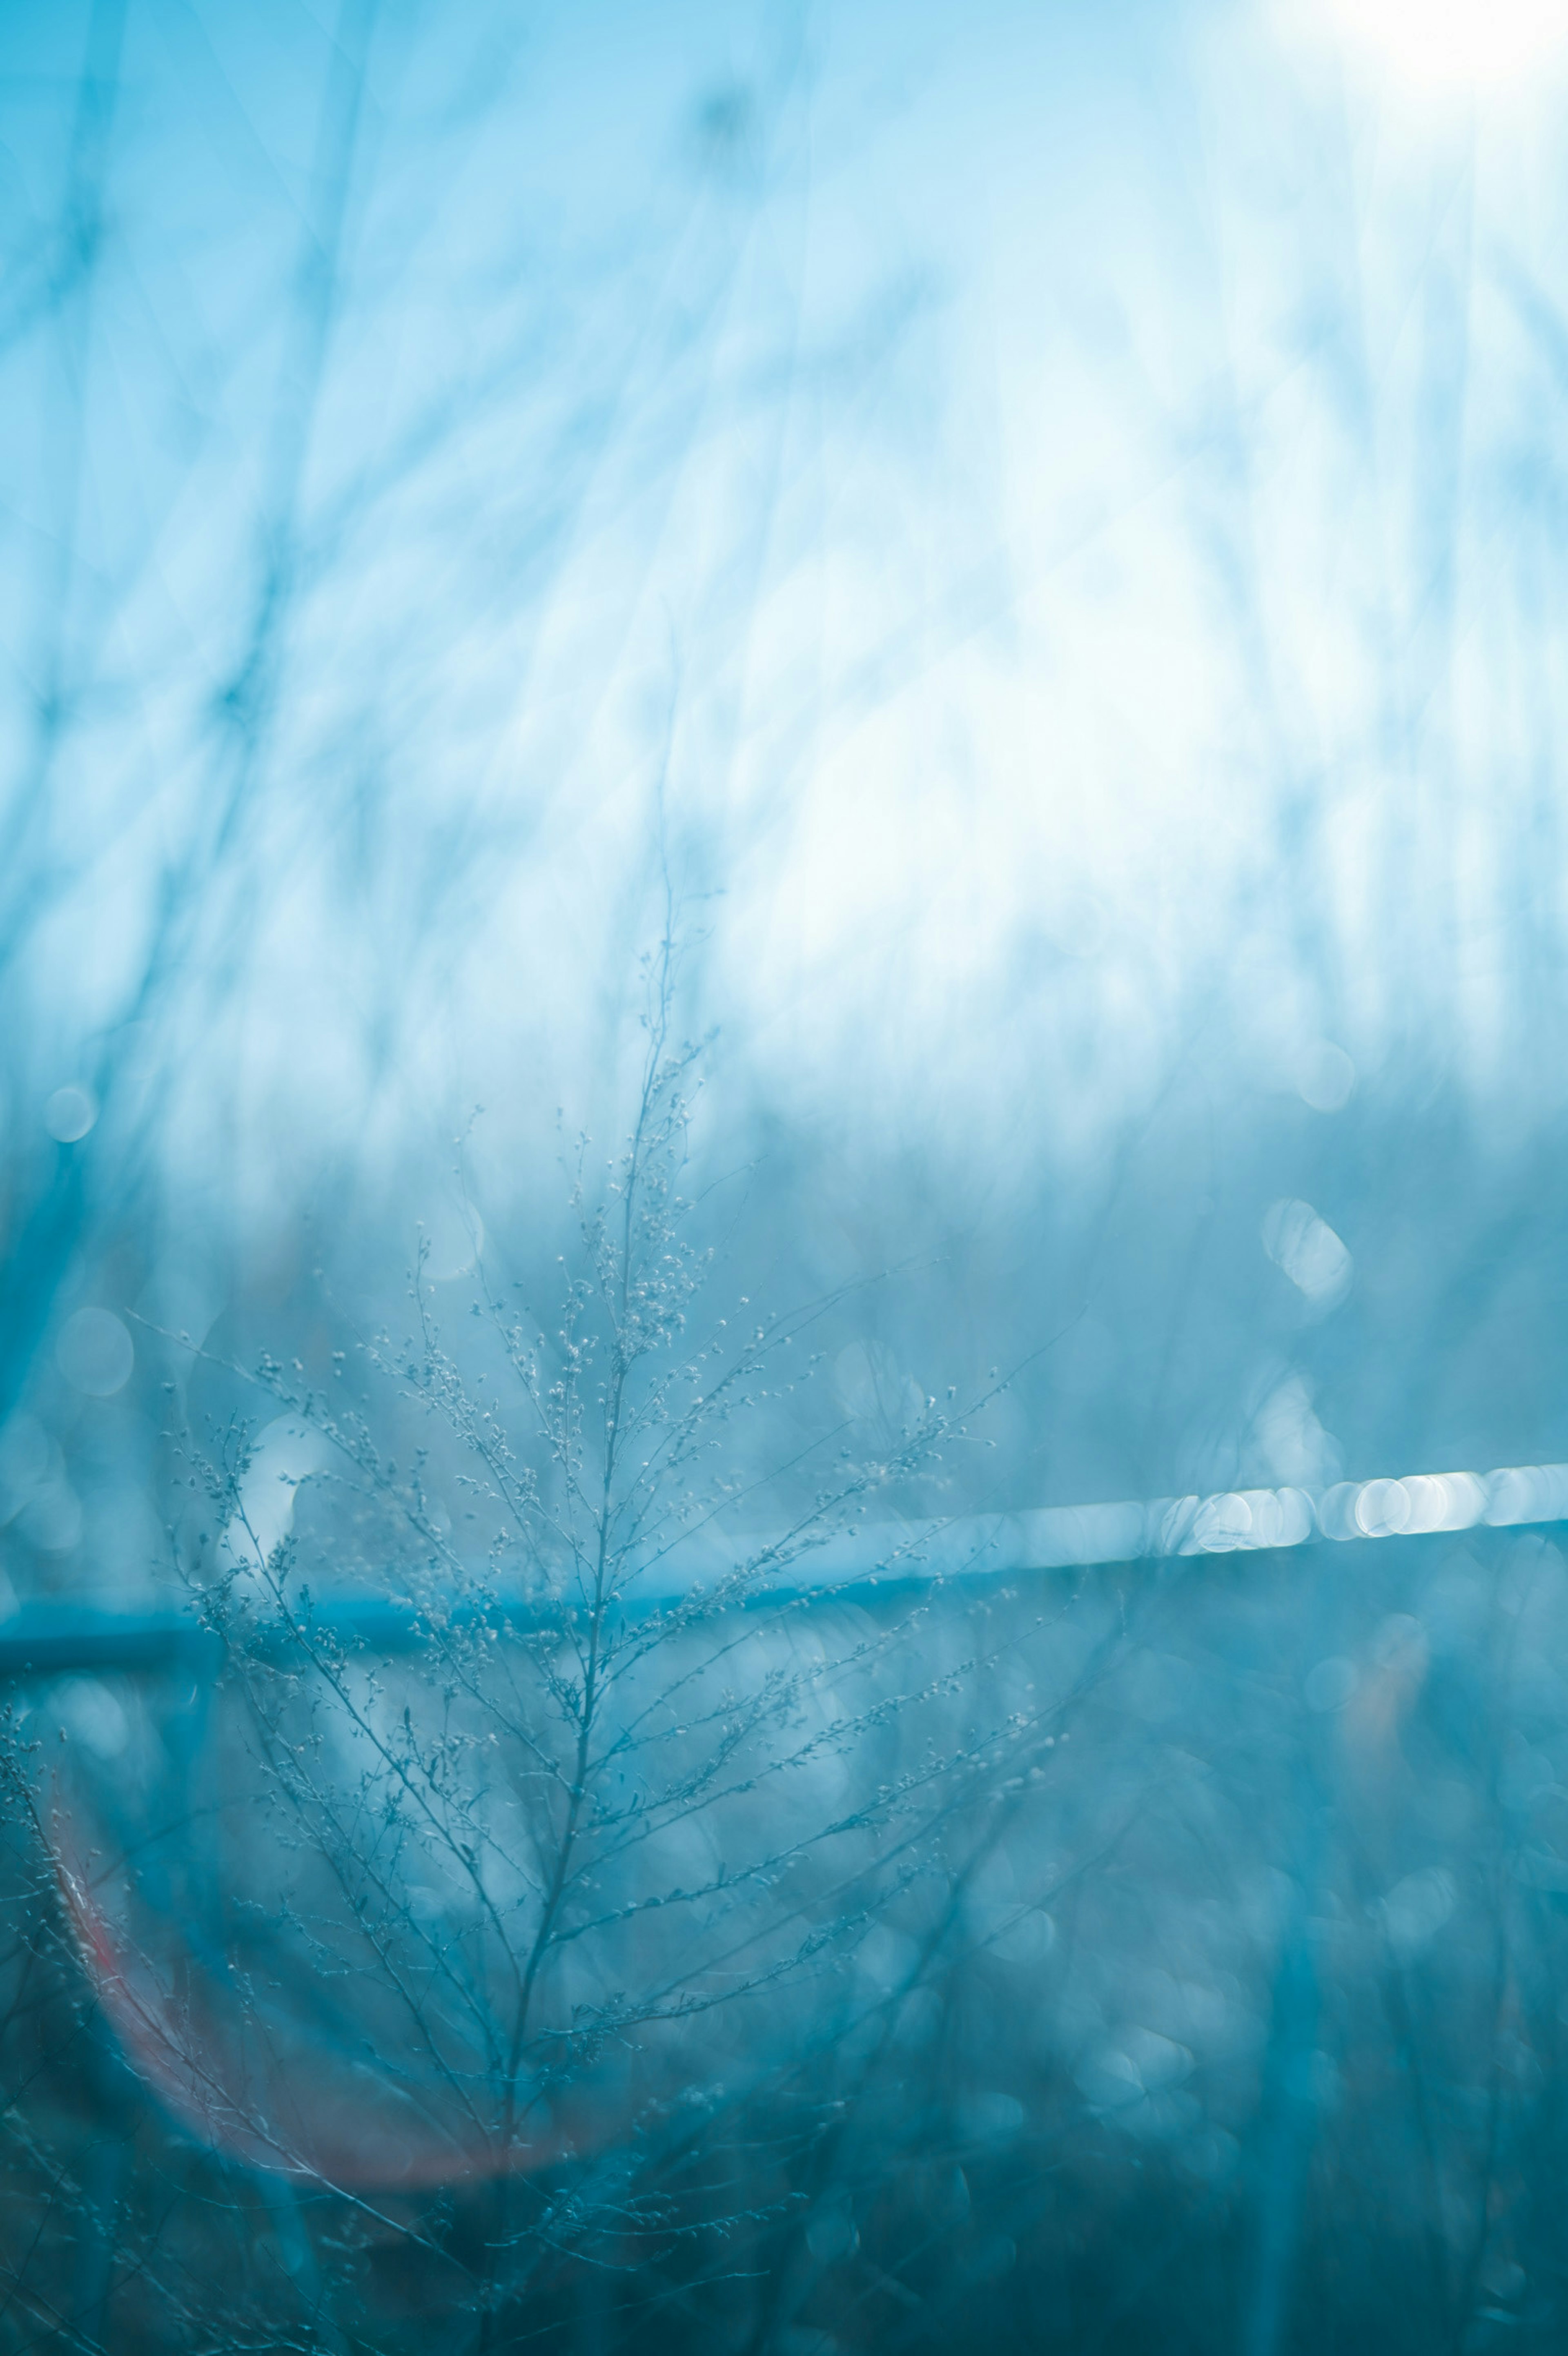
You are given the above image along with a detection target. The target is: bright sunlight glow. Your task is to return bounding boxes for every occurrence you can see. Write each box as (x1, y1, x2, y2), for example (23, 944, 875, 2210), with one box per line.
(1321, 0, 1568, 89)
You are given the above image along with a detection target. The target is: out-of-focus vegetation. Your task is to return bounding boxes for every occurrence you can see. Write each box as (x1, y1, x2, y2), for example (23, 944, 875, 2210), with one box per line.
(14, 1494, 1568, 2353)
(7, 0, 1568, 2350)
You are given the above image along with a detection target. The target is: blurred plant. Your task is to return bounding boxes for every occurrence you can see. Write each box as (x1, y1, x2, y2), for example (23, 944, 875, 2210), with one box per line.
(0, 915, 1088, 2351)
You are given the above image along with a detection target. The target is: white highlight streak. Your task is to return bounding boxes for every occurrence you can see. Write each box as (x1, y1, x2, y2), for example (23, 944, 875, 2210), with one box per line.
(724, 1460, 1568, 1592)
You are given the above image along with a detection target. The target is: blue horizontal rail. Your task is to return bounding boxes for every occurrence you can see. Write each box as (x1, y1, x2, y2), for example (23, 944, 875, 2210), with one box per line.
(3, 1457, 1565, 1679)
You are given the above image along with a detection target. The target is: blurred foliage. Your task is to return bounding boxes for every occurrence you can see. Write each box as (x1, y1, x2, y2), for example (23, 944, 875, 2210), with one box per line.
(7, 0, 1568, 2351)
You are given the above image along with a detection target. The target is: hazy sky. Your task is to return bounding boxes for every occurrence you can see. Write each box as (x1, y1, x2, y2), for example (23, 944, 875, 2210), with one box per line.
(5, 0, 1568, 1206)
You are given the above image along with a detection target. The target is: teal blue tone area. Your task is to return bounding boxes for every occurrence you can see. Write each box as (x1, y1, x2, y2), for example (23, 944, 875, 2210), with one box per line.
(5, 5, 1568, 2351)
